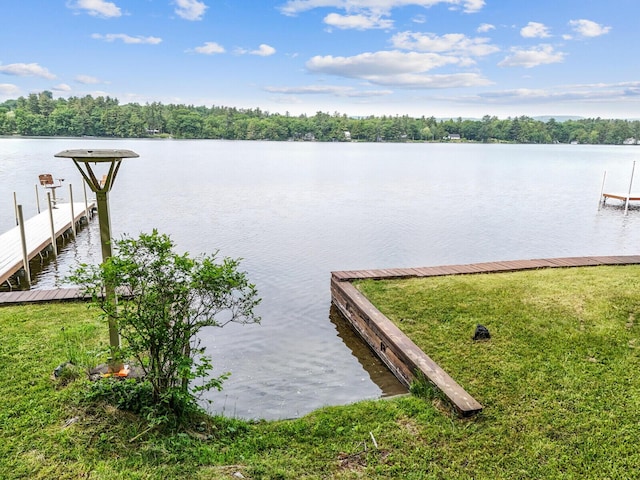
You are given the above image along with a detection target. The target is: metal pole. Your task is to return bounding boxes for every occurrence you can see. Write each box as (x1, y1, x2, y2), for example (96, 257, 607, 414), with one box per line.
(95, 190, 119, 350)
(17, 205, 31, 288)
(95, 191, 113, 261)
(13, 192, 18, 225)
(47, 192, 57, 257)
(35, 184, 41, 214)
(69, 184, 76, 237)
(83, 181, 89, 220)
(598, 170, 606, 210)
(625, 161, 636, 216)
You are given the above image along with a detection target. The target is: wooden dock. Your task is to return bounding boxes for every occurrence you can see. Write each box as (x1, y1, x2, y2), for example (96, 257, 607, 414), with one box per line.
(331, 255, 640, 416)
(601, 192, 640, 204)
(331, 255, 640, 282)
(0, 202, 95, 288)
(0, 287, 87, 305)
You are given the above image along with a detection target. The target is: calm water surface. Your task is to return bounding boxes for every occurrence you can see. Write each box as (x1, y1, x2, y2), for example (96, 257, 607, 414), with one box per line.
(2, 138, 640, 419)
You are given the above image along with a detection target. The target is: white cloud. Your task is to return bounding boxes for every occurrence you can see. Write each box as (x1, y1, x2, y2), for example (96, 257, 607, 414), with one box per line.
(280, 1, 485, 31)
(306, 50, 491, 88)
(67, 0, 121, 18)
(174, 0, 208, 21)
(470, 82, 640, 106)
(251, 44, 277, 56)
(477, 23, 494, 33)
(498, 44, 565, 68)
(307, 51, 460, 76)
(75, 75, 101, 84)
(462, 0, 484, 12)
(370, 72, 492, 88)
(0, 63, 56, 79)
(0, 84, 20, 96)
(52, 84, 73, 92)
(264, 85, 392, 97)
(520, 22, 551, 38)
(280, 0, 485, 18)
(192, 42, 225, 54)
(568, 19, 611, 38)
(324, 12, 394, 30)
(236, 44, 276, 56)
(91, 33, 162, 44)
(391, 31, 499, 56)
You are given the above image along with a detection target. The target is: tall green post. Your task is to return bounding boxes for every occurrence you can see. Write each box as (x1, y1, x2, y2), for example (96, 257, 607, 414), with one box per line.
(54, 149, 139, 356)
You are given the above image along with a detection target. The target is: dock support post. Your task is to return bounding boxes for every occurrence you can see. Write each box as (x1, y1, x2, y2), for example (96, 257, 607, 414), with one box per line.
(35, 185, 41, 214)
(13, 192, 18, 226)
(625, 161, 636, 216)
(47, 193, 57, 257)
(83, 182, 89, 220)
(69, 184, 76, 237)
(598, 171, 606, 210)
(17, 205, 31, 288)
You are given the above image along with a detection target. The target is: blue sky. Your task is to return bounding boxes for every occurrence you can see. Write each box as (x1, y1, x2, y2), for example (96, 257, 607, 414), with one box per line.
(1, 0, 638, 118)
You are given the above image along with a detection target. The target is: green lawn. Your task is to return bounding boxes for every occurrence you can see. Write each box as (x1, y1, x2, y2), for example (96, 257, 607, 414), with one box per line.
(356, 265, 640, 478)
(2, 265, 640, 479)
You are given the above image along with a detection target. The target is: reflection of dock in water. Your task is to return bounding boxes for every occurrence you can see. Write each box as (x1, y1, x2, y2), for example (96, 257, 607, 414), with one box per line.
(329, 305, 407, 398)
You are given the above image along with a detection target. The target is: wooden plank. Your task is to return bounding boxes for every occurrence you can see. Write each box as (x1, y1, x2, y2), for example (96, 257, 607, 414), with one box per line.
(332, 279, 482, 417)
(331, 256, 640, 284)
(603, 193, 640, 202)
(0, 288, 90, 305)
(33, 290, 53, 301)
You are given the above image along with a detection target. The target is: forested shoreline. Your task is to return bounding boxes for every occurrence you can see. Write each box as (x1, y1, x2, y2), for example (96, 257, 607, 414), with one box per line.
(1, 91, 639, 144)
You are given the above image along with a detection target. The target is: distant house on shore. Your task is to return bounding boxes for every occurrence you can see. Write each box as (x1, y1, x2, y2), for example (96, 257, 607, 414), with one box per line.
(623, 137, 638, 145)
(446, 133, 461, 140)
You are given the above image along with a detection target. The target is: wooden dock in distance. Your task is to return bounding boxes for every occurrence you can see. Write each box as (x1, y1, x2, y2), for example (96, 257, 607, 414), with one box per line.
(0, 202, 95, 288)
(331, 255, 640, 417)
(601, 192, 640, 203)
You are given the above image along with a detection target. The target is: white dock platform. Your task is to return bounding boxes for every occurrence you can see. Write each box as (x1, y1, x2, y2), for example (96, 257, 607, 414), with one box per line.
(0, 202, 95, 287)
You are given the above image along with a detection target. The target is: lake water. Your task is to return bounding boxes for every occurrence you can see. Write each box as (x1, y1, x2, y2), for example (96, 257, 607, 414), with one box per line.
(2, 138, 640, 419)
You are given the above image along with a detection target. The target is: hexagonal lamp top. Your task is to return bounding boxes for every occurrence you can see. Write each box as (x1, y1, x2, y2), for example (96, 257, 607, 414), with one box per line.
(54, 149, 139, 161)
(54, 149, 139, 193)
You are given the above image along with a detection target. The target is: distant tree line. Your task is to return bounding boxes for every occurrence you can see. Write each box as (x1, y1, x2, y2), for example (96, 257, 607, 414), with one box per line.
(1, 91, 640, 144)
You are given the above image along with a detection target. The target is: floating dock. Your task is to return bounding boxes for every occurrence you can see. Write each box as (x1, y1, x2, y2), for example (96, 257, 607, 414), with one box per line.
(0, 202, 95, 288)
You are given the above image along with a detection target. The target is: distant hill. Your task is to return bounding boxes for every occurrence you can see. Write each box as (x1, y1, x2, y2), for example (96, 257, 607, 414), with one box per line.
(533, 115, 585, 122)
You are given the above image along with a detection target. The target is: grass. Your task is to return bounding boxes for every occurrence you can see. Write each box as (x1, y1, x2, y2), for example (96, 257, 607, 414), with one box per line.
(2, 265, 640, 478)
(356, 265, 640, 477)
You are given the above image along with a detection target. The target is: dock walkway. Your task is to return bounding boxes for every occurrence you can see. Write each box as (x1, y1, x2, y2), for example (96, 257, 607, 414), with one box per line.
(0, 287, 86, 305)
(331, 255, 640, 282)
(0, 202, 95, 288)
